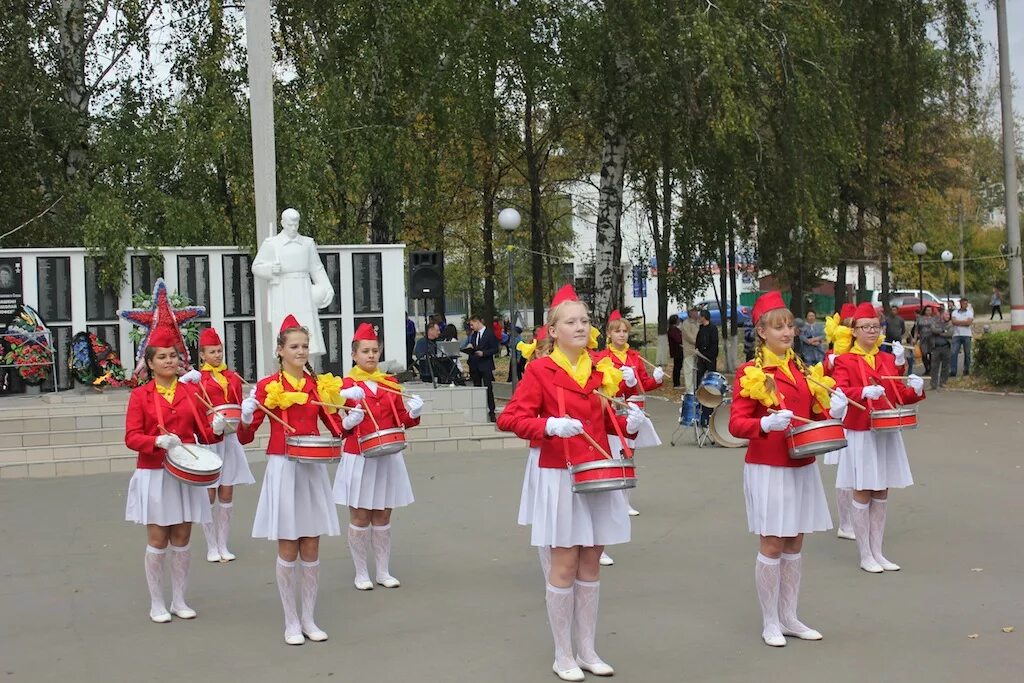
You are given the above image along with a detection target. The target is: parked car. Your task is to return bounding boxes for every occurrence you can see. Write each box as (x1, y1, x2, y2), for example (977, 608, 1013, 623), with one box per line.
(871, 290, 944, 316)
(678, 300, 752, 326)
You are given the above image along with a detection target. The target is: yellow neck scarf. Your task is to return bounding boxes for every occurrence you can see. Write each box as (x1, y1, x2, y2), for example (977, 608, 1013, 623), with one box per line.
(347, 365, 403, 392)
(609, 343, 629, 364)
(155, 379, 177, 404)
(264, 371, 309, 410)
(761, 348, 795, 382)
(851, 342, 878, 369)
(550, 346, 592, 389)
(201, 362, 229, 400)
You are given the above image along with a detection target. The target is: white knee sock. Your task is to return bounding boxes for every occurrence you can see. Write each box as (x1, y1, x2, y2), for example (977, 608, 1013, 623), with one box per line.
(168, 544, 192, 613)
(779, 553, 813, 633)
(573, 580, 606, 666)
(214, 502, 233, 556)
(545, 583, 576, 672)
(755, 553, 782, 639)
(201, 515, 219, 560)
(539, 546, 552, 583)
(299, 559, 325, 635)
(371, 524, 397, 583)
(851, 500, 878, 569)
(348, 524, 371, 584)
(144, 546, 169, 619)
(276, 557, 301, 639)
(836, 488, 853, 533)
(869, 499, 894, 565)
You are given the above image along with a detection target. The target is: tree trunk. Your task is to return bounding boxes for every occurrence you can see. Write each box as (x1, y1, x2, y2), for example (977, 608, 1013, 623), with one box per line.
(728, 224, 738, 337)
(480, 59, 498, 325)
(57, 0, 90, 182)
(593, 121, 628, 326)
(718, 238, 730, 371)
(523, 86, 545, 323)
(835, 259, 848, 311)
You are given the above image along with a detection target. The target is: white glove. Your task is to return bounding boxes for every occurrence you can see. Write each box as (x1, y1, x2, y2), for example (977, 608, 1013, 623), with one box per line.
(861, 385, 886, 401)
(342, 407, 365, 430)
(620, 366, 637, 388)
(341, 385, 365, 402)
(179, 369, 202, 384)
(828, 387, 849, 420)
(625, 404, 647, 434)
(907, 374, 924, 396)
(545, 417, 584, 438)
(211, 413, 227, 435)
(155, 434, 182, 450)
(241, 396, 259, 425)
(652, 367, 665, 383)
(827, 353, 837, 366)
(405, 394, 424, 419)
(891, 341, 906, 366)
(759, 410, 793, 433)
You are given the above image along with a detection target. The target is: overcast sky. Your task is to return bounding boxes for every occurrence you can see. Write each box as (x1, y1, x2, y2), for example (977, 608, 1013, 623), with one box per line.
(975, 0, 1024, 118)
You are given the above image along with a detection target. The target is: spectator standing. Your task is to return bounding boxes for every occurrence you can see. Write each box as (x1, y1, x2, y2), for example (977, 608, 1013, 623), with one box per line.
(492, 317, 505, 356)
(667, 314, 683, 388)
(882, 309, 905, 355)
(912, 305, 937, 375)
(468, 315, 499, 421)
(990, 287, 1003, 320)
(929, 311, 953, 389)
(695, 310, 719, 387)
(413, 322, 442, 382)
(443, 323, 459, 341)
(950, 297, 974, 377)
(742, 323, 756, 362)
(799, 310, 825, 365)
(681, 308, 700, 392)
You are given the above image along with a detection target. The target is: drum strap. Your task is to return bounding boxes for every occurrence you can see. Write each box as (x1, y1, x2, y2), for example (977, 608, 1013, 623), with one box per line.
(556, 387, 574, 469)
(603, 398, 634, 459)
(152, 385, 204, 446)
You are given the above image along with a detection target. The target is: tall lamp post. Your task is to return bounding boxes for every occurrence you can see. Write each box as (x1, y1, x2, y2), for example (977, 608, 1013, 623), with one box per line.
(499, 208, 522, 387)
(912, 242, 927, 313)
(941, 250, 954, 311)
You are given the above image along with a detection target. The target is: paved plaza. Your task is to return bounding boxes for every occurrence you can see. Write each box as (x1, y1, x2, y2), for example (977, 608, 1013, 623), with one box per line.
(1, 390, 1022, 682)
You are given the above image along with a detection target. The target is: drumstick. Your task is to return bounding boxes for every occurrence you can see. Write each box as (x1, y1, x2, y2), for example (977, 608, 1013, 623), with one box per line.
(879, 375, 930, 380)
(196, 378, 215, 410)
(592, 391, 651, 418)
(559, 415, 613, 460)
(158, 426, 199, 460)
(191, 390, 215, 410)
(768, 409, 815, 425)
(803, 375, 867, 411)
(868, 378, 897, 410)
(237, 379, 299, 433)
(638, 356, 662, 371)
(310, 400, 357, 412)
(370, 384, 411, 398)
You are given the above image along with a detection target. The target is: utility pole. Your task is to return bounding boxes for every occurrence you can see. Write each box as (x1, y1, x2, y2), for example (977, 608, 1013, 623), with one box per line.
(996, 0, 1024, 330)
(958, 201, 966, 298)
(245, 0, 278, 373)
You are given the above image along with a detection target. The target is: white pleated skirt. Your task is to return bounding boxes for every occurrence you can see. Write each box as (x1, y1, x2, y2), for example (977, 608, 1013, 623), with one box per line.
(332, 451, 415, 510)
(252, 455, 340, 540)
(527, 467, 631, 548)
(125, 468, 212, 527)
(743, 462, 833, 537)
(835, 430, 914, 491)
(207, 433, 256, 488)
(518, 447, 542, 525)
(822, 435, 847, 466)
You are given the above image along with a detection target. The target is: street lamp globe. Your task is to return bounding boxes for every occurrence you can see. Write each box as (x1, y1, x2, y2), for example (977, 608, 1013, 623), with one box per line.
(912, 242, 927, 256)
(941, 250, 954, 262)
(498, 207, 521, 232)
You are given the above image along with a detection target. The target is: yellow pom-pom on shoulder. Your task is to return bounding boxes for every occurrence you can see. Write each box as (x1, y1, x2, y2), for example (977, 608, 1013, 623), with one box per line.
(315, 373, 344, 413)
(595, 356, 624, 396)
(739, 365, 779, 408)
(832, 325, 853, 355)
(806, 363, 835, 414)
(824, 313, 842, 344)
(588, 326, 601, 350)
(264, 380, 309, 410)
(517, 339, 537, 360)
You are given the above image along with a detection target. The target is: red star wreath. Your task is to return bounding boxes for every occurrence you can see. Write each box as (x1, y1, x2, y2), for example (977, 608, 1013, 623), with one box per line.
(118, 278, 205, 375)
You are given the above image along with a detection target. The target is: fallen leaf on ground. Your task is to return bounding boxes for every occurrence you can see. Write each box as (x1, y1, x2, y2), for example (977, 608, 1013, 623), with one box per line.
(968, 634, 979, 639)
(970, 568, 984, 572)
(1002, 626, 1014, 633)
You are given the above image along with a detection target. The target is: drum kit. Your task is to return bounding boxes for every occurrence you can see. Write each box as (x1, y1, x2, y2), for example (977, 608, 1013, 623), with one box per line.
(672, 371, 749, 449)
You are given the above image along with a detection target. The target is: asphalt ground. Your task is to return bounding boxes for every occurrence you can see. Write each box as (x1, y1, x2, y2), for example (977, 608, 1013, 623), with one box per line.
(1, 389, 1022, 682)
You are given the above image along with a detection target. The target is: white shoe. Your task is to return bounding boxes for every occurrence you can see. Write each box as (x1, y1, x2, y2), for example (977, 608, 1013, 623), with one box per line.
(170, 605, 197, 619)
(762, 631, 787, 647)
(860, 558, 884, 574)
(149, 609, 172, 624)
(206, 549, 222, 563)
(628, 507, 640, 516)
(302, 625, 328, 642)
(552, 664, 585, 681)
(782, 626, 823, 640)
(875, 556, 901, 571)
(284, 631, 305, 646)
(576, 656, 615, 676)
(599, 552, 614, 566)
(836, 528, 856, 540)
(376, 575, 401, 588)
(354, 577, 374, 591)
(218, 548, 236, 562)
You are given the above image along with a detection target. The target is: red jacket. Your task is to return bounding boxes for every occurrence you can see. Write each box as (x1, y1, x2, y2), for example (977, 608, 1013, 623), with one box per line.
(198, 368, 243, 407)
(497, 356, 635, 469)
(728, 359, 828, 467)
(340, 377, 420, 454)
(237, 372, 342, 455)
(592, 347, 662, 398)
(831, 352, 924, 432)
(125, 382, 216, 470)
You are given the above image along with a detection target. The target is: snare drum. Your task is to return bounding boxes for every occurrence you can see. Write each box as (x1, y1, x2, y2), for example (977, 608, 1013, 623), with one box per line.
(285, 435, 343, 464)
(207, 403, 242, 433)
(870, 406, 919, 432)
(697, 372, 728, 408)
(570, 458, 637, 493)
(708, 399, 749, 448)
(358, 427, 407, 458)
(786, 419, 847, 459)
(165, 444, 223, 487)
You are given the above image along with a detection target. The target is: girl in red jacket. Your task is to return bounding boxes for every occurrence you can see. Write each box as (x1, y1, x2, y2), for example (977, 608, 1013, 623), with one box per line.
(180, 327, 256, 563)
(831, 302, 924, 574)
(728, 291, 848, 647)
(124, 326, 223, 623)
(238, 315, 357, 645)
(333, 323, 422, 590)
(498, 285, 649, 681)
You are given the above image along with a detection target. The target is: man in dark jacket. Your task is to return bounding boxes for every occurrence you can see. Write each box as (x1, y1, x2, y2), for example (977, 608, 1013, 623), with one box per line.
(466, 314, 498, 421)
(667, 314, 683, 388)
(695, 310, 719, 387)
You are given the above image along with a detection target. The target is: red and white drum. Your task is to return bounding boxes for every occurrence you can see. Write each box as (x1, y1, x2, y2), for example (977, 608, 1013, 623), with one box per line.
(570, 458, 637, 494)
(285, 435, 343, 464)
(358, 427, 407, 458)
(786, 419, 848, 459)
(207, 403, 242, 433)
(165, 444, 223, 487)
(870, 406, 919, 432)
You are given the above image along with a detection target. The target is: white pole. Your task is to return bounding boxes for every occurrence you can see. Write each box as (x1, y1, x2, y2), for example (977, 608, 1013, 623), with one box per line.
(996, 0, 1024, 329)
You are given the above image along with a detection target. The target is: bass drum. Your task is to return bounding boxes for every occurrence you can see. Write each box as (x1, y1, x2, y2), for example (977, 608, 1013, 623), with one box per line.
(708, 399, 749, 449)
